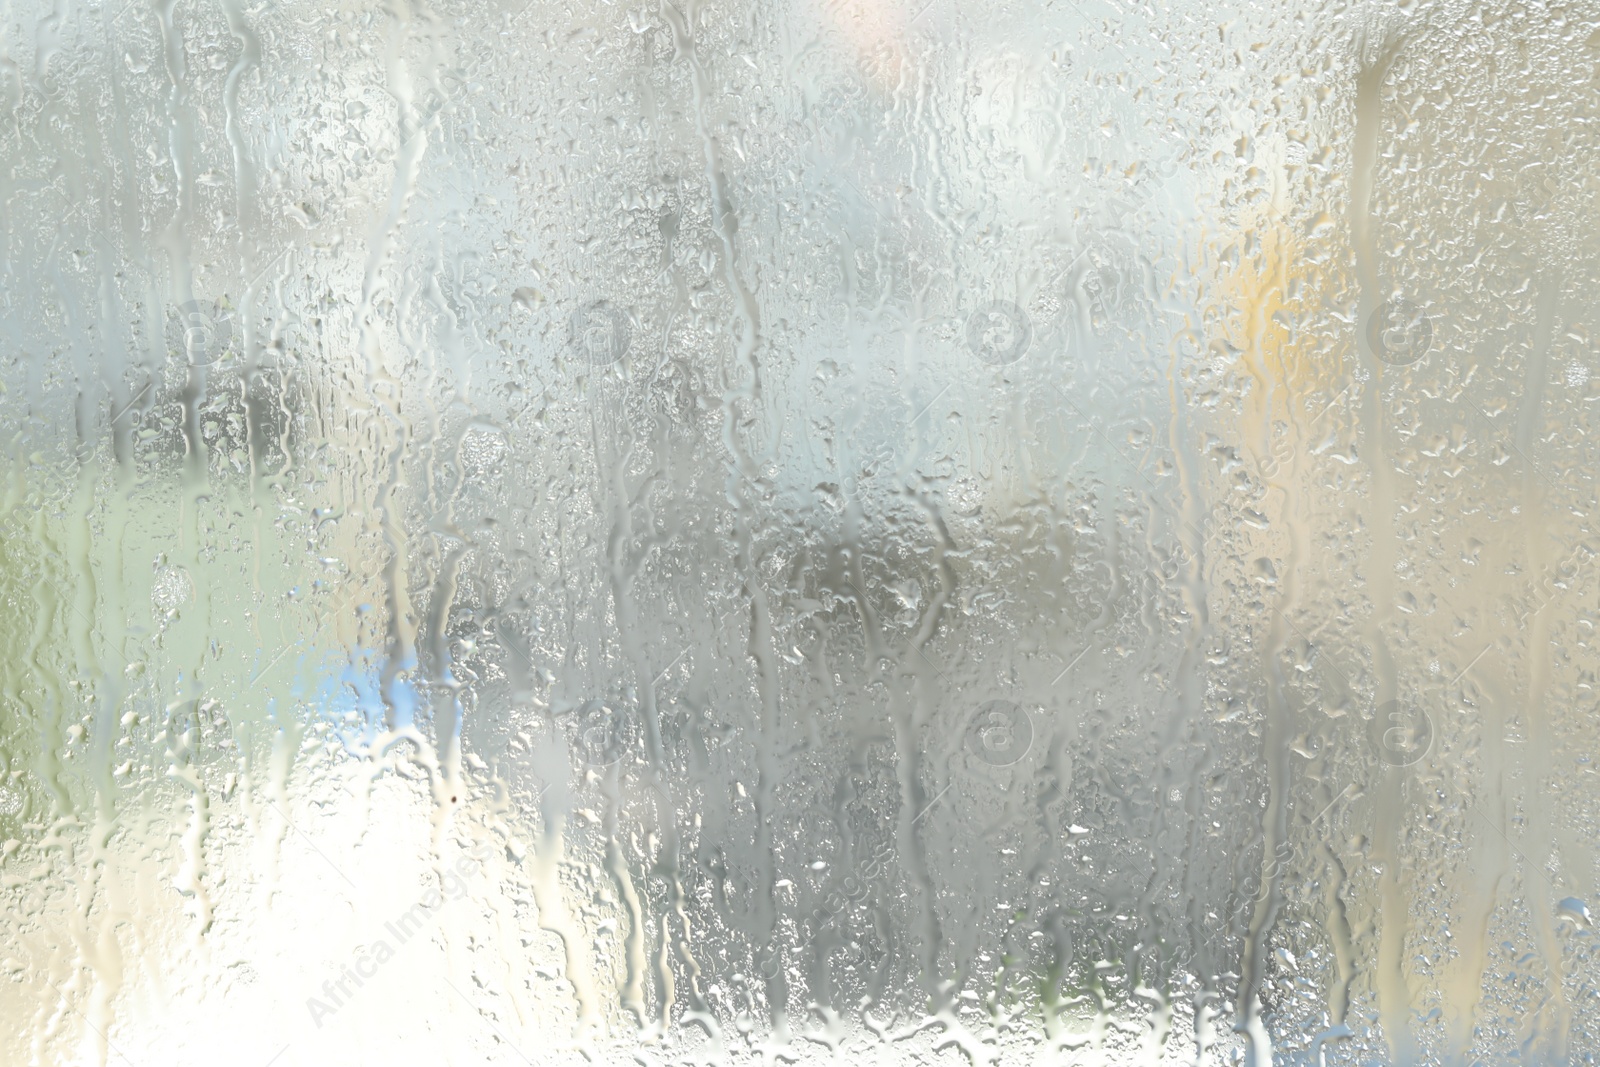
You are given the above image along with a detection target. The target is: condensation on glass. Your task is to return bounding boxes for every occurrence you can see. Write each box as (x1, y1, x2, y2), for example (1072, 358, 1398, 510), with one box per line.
(1, 1, 1598, 1064)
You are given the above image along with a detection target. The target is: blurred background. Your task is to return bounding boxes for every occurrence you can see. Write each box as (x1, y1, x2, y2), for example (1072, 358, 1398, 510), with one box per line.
(1, 0, 1599, 1063)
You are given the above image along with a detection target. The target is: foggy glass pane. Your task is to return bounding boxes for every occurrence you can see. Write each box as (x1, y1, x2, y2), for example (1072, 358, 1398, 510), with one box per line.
(2, 1, 1598, 1064)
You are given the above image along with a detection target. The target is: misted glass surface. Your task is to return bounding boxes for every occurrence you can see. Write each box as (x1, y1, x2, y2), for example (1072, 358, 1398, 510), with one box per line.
(2, 1, 1598, 1064)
